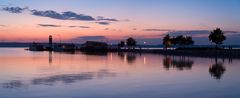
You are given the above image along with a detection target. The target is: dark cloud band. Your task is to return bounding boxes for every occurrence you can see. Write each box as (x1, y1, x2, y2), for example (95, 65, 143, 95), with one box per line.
(31, 10, 95, 21)
(38, 24, 61, 27)
(1, 6, 124, 25)
(96, 22, 111, 25)
(144, 29, 174, 32)
(68, 26, 90, 28)
(0, 25, 6, 27)
(2, 6, 28, 13)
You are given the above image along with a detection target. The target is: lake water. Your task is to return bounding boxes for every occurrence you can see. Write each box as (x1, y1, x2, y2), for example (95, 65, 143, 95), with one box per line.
(0, 48, 240, 98)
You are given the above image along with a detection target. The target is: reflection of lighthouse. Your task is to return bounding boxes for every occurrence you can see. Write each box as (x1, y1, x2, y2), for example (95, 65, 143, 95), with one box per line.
(49, 35, 53, 50)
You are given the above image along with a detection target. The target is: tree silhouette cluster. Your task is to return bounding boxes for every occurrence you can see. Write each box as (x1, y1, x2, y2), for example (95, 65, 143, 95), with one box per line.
(163, 34, 194, 48)
(127, 37, 137, 46)
(118, 37, 137, 48)
(118, 41, 125, 47)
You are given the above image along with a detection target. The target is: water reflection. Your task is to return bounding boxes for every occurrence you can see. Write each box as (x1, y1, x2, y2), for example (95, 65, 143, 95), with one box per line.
(1, 69, 116, 88)
(163, 55, 194, 71)
(117, 52, 138, 64)
(49, 51, 52, 64)
(1, 80, 24, 89)
(14, 50, 237, 83)
(209, 58, 226, 80)
(32, 72, 94, 85)
(1, 48, 240, 97)
(82, 51, 108, 56)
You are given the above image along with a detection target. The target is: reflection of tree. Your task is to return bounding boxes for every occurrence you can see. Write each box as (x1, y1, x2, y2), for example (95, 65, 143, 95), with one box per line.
(117, 52, 137, 64)
(126, 53, 137, 64)
(163, 56, 194, 71)
(163, 56, 171, 70)
(118, 52, 125, 61)
(209, 58, 226, 80)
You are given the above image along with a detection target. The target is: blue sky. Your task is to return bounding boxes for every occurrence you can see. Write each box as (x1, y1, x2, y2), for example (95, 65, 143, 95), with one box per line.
(0, 0, 240, 44)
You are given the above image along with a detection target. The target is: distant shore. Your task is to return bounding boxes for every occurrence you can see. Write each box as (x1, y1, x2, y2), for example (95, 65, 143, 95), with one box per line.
(1, 42, 240, 58)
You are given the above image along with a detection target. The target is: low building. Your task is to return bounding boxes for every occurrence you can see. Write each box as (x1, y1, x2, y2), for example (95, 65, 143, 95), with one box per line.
(53, 44, 75, 52)
(29, 43, 44, 51)
(81, 41, 108, 51)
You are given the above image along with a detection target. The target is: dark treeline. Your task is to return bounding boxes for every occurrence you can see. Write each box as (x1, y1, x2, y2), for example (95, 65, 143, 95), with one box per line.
(117, 28, 227, 50)
(162, 28, 226, 49)
(118, 37, 137, 48)
(163, 35, 194, 48)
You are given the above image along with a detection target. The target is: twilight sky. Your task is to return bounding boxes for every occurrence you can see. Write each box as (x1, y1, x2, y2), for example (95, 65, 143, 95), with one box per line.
(0, 0, 240, 45)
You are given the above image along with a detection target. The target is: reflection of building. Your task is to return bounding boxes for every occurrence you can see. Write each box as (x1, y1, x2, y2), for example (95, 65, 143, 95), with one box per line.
(53, 44, 75, 52)
(163, 56, 194, 70)
(29, 43, 44, 51)
(81, 41, 108, 51)
(49, 51, 52, 64)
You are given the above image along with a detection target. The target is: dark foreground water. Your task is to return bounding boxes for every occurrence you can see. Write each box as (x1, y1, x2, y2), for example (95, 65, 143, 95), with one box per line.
(0, 48, 239, 98)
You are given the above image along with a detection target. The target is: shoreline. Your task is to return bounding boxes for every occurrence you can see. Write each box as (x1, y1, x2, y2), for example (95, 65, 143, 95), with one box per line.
(1, 47, 240, 58)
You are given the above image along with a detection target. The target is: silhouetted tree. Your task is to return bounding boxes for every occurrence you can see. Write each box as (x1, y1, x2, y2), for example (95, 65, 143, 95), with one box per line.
(163, 35, 194, 49)
(118, 41, 125, 48)
(176, 35, 185, 45)
(163, 34, 172, 49)
(171, 37, 178, 45)
(209, 28, 226, 48)
(126, 37, 137, 47)
(185, 36, 194, 45)
(171, 35, 194, 46)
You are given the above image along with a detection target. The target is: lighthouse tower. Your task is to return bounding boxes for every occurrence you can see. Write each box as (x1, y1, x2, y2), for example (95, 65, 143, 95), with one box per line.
(49, 35, 53, 50)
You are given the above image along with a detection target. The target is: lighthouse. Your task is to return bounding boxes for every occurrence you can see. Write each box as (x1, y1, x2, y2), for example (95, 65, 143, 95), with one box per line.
(49, 35, 52, 45)
(49, 35, 53, 50)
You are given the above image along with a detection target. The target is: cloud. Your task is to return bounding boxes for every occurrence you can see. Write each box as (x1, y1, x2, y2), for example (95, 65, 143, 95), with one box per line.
(144, 29, 174, 32)
(38, 24, 61, 27)
(168, 30, 210, 36)
(97, 16, 118, 21)
(1, 6, 28, 13)
(71, 36, 108, 42)
(37, 24, 91, 28)
(0, 4, 8, 6)
(68, 26, 90, 28)
(31, 69, 116, 85)
(0, 25, 6, 27)
(68, 30, 240, 45)
(96, 22, 111, 25)
(167, 30, 240, 37)
(31, 10, 95, 21)
(1, 6, 125, 25)
(1, 69, 116, 88)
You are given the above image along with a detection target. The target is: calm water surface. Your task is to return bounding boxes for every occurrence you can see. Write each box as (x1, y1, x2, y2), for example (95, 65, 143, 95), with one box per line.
(0, 48, 240, 98)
